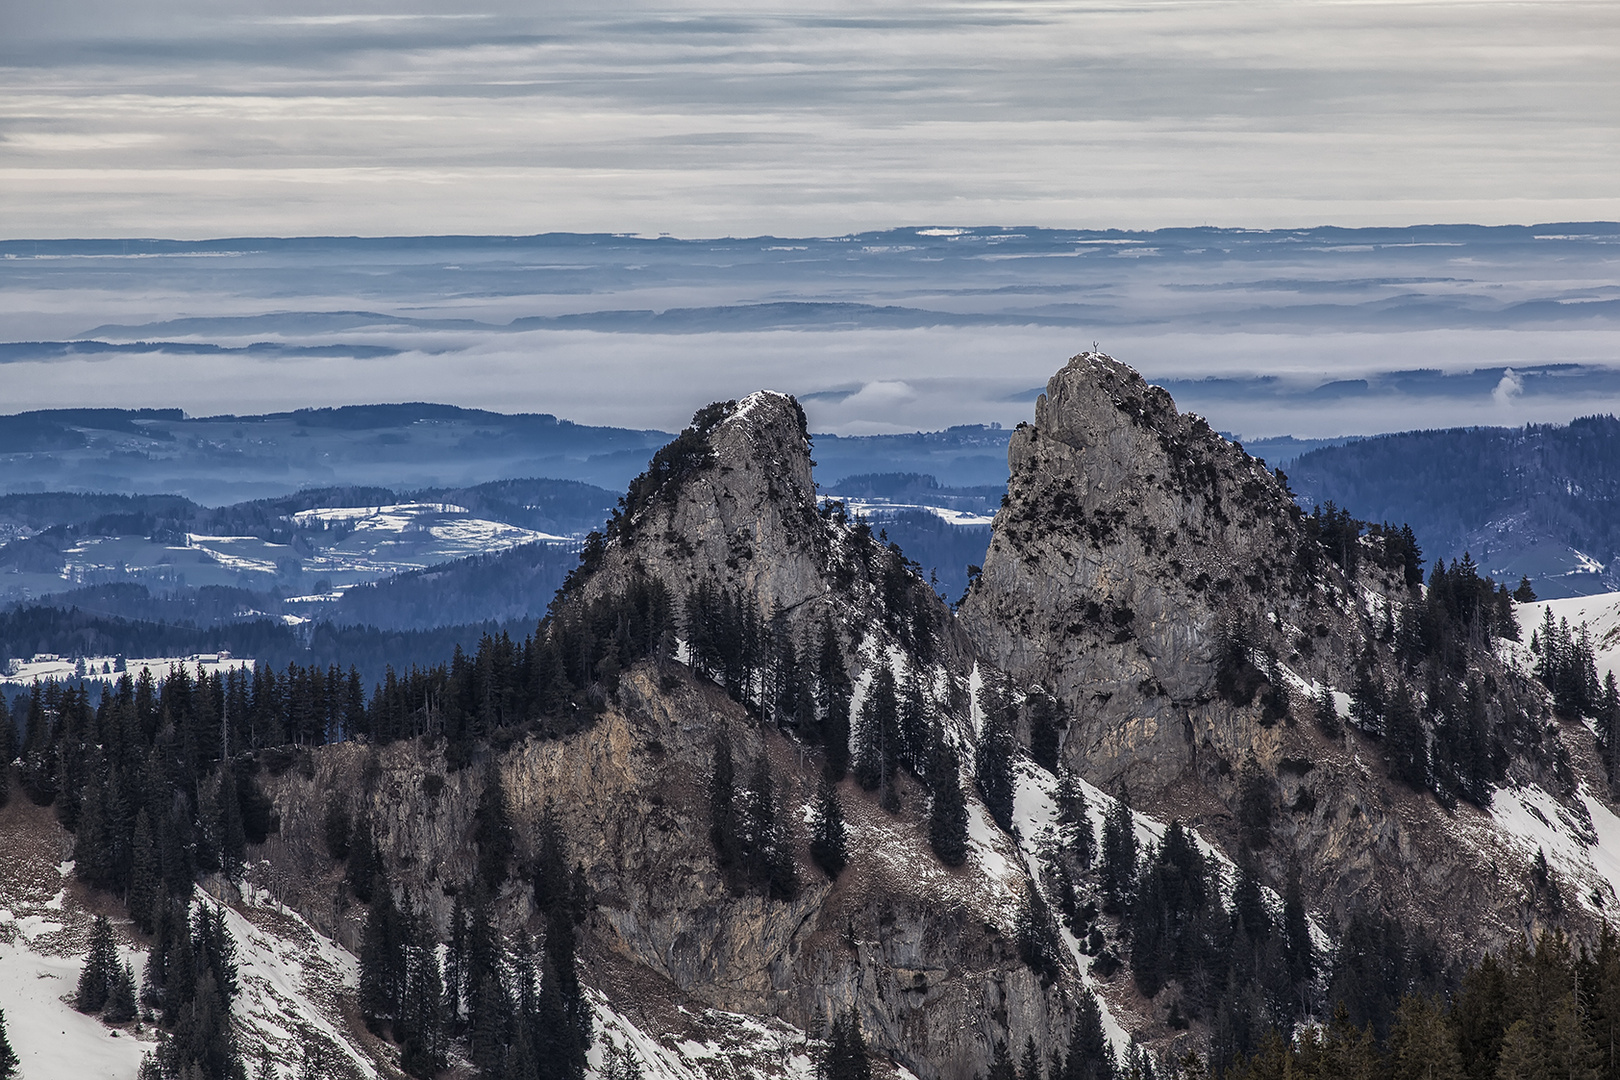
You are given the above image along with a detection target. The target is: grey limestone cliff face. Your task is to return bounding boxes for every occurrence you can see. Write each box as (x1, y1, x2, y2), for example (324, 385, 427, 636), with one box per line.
(957, 352, 1575, 951)
(263, 665, 1073, 1080)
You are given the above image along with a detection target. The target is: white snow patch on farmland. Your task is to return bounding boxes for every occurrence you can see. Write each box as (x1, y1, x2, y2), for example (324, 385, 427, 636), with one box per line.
(832, 498, 995, 527)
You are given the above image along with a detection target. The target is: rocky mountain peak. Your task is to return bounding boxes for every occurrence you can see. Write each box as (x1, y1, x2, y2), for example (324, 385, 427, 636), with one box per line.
(960, 352, 1324, 790)
(960, 351, 1575, 952)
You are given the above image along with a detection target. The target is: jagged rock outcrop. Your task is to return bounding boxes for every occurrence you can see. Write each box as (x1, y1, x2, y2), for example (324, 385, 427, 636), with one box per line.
(572, 390, 972, 672)
(253, 392, 1073, 1080)
(959, 351, 1585, 953)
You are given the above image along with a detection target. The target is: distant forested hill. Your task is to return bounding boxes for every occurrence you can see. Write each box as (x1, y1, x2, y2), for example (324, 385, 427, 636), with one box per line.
(1288, 415, 1620, 597)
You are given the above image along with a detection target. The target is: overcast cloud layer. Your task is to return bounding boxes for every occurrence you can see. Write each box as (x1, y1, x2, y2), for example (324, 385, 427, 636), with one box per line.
(2, 0, 1618, 237)
(3, 227, 1618, 438)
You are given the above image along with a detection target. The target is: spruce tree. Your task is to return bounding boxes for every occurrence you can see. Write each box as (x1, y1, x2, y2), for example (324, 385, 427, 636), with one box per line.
(989, 1040, 1018, 1080)
(809, 775, 849, 879)
(76, 914, 118, 1013)
(708, 726, 741, 880)
(105, 962, 138, 1024)
(1350, 649, 1385, 735)
(1385, 681, 1427, 790)
(399, 927, 448, 1079)
(474, 765, 515, 890)
(743, 753, 799, 902)
(1027, 689, 1063, 773)
(1064, 987, 1117, 1080)
(347, 812, 382, 904)
(217, 767, 247, 878)
(1015, 879, 1061, 985)
(854, 667, 899, 793)
(1021, 1037, 1043, 1080)
(466, 965, 508, 1075)
(818, 621, 852, 782)
(822, 1006, 873, 1080)
(128, 808, 160, 934)
(1315, 684, 1341, 738)
(0, 1008, 19, 1080)
(1282, 872, 1314, 1019)
(1099, 798, 1137, 914)
(1236, 753, 1275, 850)
(1056, 769, 1095, 868)
(359, 880, 403, 1028)
(72, 754, 112, 889)
(0, 694, 13, 810)
(927, 733, 969, 868)
(323, 795, 352, 861)
(1494, 1019, 1541, 1080)
(976, 678, 1017, 831)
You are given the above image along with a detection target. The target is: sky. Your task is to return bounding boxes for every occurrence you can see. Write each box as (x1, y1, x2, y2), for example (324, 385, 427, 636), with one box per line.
(2, 0, 1618, 238)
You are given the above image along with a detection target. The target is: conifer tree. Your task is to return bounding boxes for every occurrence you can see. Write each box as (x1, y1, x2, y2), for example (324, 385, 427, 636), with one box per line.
(468, 964, 512, 1075)
(1350, 648, 1385, 735)
(1064, 987, 1117, 1080)
(193, 902, 240, 1006)
(0, 695, 12, 810)
(742, 751, 799, 901)
(988, 1040, 1017, 1080)
(1015, 879, 1062, 985)
(927, 731, 969, 867)
(0, 1008, 18, 1080)
(897, 666, 932, 778)
(818, 621, 852, 782)
(1020, 1037, 1043, 1080)
(1100, 798, 1137, 914)
(854, 666, 899, 793)
(1385, 681, 1427, 790)
(359, 880, 403, 1029)
(474, 765, 515, 890)
(1282, 872, 1314, 1018)
(76, 914, 118, 1014)
(216, 767, 247, 879)
(1028, 689, 1063, 774)
(976, 677, 1017, 831)
(105, 961, 137, 1024)
(347, 811, 382, 904)
(708, 726, 741, 879)
(322, 795, 351, 861)
(128, 808, 160, 934)
(1315, 684, 1342, 738)
(1495, 1019, 1542, 1080)
(809, 775, 848, 879)
(1056, 769, 1095, 868)
(399, 925, 448, 1079)
(822, 1006, 873, 1080)
(1236, 753, 1275, 850)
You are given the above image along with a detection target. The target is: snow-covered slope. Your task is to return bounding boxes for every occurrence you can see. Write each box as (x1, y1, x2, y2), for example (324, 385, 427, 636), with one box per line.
(1520, 591, 1620, 682)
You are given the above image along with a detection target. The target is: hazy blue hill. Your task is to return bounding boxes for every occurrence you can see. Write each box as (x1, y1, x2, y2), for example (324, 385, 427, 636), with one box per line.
(0, 404, 674, 503)
(1290, 415, 1620, 597)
